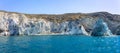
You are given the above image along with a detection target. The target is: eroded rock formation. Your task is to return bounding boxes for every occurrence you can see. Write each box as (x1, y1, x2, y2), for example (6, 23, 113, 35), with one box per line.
(0, 11, 119, 36)
(91, 18, 113, 36)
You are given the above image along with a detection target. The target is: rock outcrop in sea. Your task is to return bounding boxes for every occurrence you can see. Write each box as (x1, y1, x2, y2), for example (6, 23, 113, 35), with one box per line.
(0, 10, 120, 36)
(91, 18, 113, 36)
(63, 24, 89, 35)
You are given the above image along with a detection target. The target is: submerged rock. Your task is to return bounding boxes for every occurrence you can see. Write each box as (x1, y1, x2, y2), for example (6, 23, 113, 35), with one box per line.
(91, 18, 113, 36)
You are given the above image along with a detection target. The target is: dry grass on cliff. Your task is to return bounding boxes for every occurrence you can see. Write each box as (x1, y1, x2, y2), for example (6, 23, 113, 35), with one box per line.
(25, 13, 89, 23)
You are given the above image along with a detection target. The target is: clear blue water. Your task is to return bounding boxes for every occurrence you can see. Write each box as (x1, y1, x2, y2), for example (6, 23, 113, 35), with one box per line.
(0, 35, 120, 53)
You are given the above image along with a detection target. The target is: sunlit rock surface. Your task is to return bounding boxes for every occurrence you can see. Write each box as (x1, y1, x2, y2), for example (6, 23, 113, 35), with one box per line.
(91, 18, 113, 36)
(0, 11, 120, 36)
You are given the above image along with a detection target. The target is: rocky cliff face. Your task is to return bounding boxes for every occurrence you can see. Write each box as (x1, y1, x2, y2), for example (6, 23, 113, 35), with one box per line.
(0, 11, 120, 36)
(91, 18, 113, 36)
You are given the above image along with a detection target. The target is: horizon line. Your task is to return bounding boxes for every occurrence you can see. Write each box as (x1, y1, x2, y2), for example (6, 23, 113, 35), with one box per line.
(0, 10, 119, 15)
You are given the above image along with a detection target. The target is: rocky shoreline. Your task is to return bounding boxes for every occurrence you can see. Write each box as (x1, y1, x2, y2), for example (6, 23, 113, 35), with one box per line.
(0, 11, 120, 36)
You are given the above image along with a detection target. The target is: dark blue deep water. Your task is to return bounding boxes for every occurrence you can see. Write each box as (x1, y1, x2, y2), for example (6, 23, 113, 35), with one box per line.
(0, 35, 120, 53)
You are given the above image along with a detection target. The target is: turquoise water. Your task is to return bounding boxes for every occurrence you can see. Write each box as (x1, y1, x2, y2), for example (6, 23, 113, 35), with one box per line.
(0, 35, 120, 53)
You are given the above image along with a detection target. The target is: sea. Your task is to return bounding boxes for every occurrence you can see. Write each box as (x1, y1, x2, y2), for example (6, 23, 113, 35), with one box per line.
(0, 35, 120, 53)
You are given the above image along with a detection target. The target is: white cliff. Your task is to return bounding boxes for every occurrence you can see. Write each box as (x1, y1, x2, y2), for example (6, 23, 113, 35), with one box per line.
(1, 11, 119, 36)
(0, 11, 89, 36)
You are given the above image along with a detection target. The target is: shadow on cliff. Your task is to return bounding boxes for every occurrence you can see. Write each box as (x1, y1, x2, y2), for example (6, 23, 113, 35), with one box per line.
(8, 18, 19, 36)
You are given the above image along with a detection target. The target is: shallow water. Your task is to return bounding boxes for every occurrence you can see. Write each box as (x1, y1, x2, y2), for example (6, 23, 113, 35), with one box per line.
(0, 35, 120, 53)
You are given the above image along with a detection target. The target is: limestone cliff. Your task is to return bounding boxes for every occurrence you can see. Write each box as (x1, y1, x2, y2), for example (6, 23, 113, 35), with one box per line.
(0, 11, 119, 36)
(91, 18, 113, 36)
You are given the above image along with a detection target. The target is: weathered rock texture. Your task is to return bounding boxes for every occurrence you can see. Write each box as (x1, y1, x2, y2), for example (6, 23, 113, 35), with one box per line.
(91, 18, 113, 36)
(0, 11, 120, 36)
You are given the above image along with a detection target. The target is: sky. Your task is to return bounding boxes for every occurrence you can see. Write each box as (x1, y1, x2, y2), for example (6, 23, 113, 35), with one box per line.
(0, 0, 120, 14)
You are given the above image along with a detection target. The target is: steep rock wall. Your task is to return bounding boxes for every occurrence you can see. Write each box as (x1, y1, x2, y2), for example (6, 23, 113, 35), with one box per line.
(0, 11, 120, 36)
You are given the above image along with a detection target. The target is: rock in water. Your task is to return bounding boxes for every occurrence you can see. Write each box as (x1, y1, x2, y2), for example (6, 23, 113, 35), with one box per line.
(91, 18, 113, 36)
(66, 25, 89, 35)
